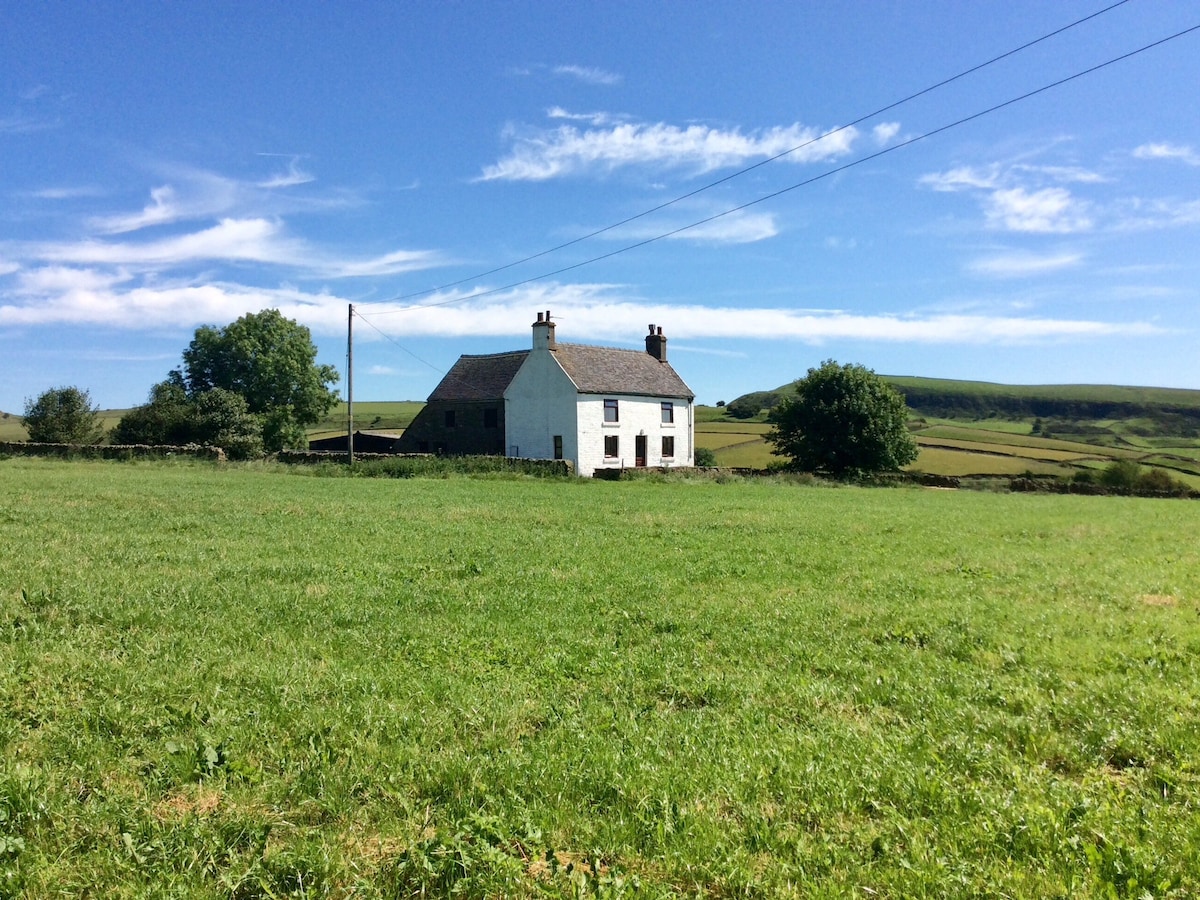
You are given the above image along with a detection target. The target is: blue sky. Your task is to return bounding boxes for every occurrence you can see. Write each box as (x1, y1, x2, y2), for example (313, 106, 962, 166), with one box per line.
(3, 1, 1199, 413)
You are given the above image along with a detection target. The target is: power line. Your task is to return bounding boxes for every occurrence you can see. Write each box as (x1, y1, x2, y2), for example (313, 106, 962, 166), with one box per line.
(356, 18, 1200, 321)
(361, 0, 1133, 311)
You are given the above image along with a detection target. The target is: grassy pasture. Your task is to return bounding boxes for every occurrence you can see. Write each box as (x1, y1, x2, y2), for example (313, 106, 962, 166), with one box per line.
(915, 438, 1096, 464)
(0, 414, 25, 442)
(908, 447, 1074, 478)
(915, 426, 1131, 457)
(3, 459, 1200, 897)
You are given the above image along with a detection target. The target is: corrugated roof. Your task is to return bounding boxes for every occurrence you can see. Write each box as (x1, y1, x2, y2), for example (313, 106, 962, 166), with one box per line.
(427, 351, 529, 401)
(554, 343, 694, 399)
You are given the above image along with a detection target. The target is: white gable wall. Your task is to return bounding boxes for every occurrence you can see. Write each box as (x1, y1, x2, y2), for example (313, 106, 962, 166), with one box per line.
(578, 393, 693, 475)
(503, 349, 579, 463)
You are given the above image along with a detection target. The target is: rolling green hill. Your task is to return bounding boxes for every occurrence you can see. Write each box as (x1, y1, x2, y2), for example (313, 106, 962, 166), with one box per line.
(711, 376, 1200, 483)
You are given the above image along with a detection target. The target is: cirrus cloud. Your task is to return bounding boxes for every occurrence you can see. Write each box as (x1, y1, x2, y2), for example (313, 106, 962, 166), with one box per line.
(478, 117, 858, 181)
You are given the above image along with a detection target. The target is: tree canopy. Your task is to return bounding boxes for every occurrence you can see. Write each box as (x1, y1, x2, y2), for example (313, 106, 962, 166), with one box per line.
(115, 310, 338, 456)
(180, 309, 339, 451)
(113, 379, 264, 459)
(22, 386, 105, 444)
(767, 360, 918, 477)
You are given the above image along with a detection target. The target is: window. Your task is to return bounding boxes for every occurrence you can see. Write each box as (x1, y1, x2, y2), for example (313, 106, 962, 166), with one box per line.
(661, 401, 674, 424)
(662, 436, 675, 458)
(603, 398, 619, 423)
(483, 408, 498, 429)
(553, 435, 563, 460)
(604, 435, 619, 458)
(444, 410, 456, 428)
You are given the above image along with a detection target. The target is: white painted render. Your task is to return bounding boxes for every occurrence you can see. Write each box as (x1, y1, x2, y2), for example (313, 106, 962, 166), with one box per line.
(503, 348, 579, 463)
(575, 394, 693, 473)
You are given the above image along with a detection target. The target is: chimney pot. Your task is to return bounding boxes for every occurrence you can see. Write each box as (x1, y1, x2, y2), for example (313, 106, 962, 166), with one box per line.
(537, 312, 544, 323)
(645, 323, 667, 362)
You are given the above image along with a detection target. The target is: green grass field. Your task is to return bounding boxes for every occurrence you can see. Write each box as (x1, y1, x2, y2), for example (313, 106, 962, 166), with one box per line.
(2, 458, 1199, 897)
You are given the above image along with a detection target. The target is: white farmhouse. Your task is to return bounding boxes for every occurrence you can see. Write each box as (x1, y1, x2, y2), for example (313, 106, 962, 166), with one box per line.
(395, 311, 695, 475)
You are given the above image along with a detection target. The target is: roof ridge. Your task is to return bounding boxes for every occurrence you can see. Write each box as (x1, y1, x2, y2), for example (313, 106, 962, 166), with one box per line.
(455, 349, 530, 360)
(556, 341, 649, 354)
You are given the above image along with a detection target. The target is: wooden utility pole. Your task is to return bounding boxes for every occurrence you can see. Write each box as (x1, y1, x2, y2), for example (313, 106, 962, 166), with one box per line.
(347, 303, 354, 466)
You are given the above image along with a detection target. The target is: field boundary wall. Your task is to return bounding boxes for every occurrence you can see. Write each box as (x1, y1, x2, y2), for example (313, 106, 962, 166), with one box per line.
(0, 441, 226, 461)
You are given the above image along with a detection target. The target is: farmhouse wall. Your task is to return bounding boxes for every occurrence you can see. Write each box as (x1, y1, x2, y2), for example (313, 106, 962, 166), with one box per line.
(395, 400, 507, 455)
(575, 393, 693, 473)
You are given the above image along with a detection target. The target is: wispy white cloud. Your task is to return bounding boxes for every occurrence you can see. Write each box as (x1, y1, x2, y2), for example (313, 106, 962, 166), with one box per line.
(1111, 197, 1200, 231)
(546, 107, 624, 126)
(25, 185, 107, 200)
(479, 119, 857, 181)
(350, 286, 1162, 347)
(91, 185, 180, 234)
(0, 260, 21, 276)
(553, 65, 621, 86)
(2, 275, 1162, 349)
(612, 209, 779, 245)
(19, 84, 52, 101)
(257, 155, 315, 189)
(919, 165, 1001, 192)
(0, 112, 59, 134)
(324, 247, 444, 277)
(17, 217, 443, 278)
(1014, 164, 1107, 184)
(85, 161, 358, 235)
(823, 236, 858, 251)
(1133, 142, 1200, 166)
(36, 218, 304, 268)
(872, 122, 900, 145)
(984, 188, 1092, 234)
(1, 268, 350, 333)
(968, 251, 1083, 278)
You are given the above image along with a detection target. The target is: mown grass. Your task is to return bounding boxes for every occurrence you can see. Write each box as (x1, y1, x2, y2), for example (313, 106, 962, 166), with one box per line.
(2, 459, 1199, 897)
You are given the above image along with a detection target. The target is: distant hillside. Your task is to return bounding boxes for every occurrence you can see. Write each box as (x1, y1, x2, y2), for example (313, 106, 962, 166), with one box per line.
(726, 376, 1200, 436)
(886, 376, 1200, 427)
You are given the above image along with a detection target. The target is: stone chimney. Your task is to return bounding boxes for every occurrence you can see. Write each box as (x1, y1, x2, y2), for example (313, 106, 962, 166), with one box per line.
(645, 324, 667, 362)
(532, 309, 556, 351)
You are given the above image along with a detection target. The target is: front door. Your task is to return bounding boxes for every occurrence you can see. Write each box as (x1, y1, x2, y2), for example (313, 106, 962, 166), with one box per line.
(635, 434, 647, 467)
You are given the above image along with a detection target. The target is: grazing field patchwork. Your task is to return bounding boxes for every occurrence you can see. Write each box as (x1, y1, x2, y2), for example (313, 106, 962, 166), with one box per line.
(2, 459, 1199, 897)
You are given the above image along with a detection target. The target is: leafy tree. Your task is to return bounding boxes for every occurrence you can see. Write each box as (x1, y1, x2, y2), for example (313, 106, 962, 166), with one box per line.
(112, 377, 193, 446)
(1099, 458, 1142, 491)
(694, 446, 717, 467)
(22, 386, 105, 444)
(767, 360, 917, 477)
(114, 379, 264, 459)
(191, 388, 264, 460)
(181, 309, 338, 451)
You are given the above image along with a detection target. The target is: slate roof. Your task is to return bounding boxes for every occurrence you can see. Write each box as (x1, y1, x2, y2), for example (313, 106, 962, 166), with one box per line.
(427, 351, 529, 401)
(426, 343, 693, 402)
(554, 343, 694, 399)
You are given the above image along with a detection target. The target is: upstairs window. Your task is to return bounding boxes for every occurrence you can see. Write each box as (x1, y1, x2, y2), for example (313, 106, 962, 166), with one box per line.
(603, 398, 619, 423)
(604, 435, 619, 458)
(661, 401, 674, 424)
